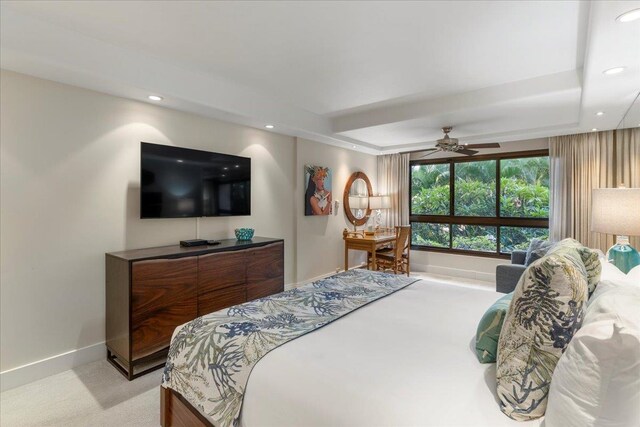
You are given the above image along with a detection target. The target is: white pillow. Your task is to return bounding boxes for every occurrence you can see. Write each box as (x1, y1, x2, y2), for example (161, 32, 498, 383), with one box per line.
(627, 265, 640, 284)
(590, 260, 637, 304)
(598, 259, 634, 282)
(589, 279, 636, 306)
(546, 286, 640, 427)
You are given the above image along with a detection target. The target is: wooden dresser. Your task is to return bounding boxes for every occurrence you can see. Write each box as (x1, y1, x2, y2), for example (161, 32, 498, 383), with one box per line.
(105, 237, 284, 379)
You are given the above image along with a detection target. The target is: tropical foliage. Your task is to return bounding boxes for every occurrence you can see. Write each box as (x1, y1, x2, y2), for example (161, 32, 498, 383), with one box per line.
(500, 227, 549, 253)
(411, 222, 449, 247)
(453, 224, 497, 252)
(500, 157, 549, 218)
(410, 156, 550, 253)
(454, 160, 496, 216)
(411, 163, 449, 215)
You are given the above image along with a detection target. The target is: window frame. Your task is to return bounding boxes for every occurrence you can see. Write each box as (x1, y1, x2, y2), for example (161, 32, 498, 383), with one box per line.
(410, 149, 549, 259)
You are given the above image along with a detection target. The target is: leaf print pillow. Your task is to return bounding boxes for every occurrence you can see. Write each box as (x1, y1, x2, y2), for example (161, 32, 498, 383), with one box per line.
(496, 246, 589, 421)
(548, 238, 602, 295)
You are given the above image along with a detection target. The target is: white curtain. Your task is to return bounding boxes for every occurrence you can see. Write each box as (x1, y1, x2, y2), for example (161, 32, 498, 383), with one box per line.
(616, 128, 640, 249)
(549, 128, 639, 253)
(377, 153, 410, 227)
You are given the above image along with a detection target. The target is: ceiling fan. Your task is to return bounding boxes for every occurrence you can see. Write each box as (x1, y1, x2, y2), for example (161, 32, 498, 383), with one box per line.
(409, 127, 500, 158)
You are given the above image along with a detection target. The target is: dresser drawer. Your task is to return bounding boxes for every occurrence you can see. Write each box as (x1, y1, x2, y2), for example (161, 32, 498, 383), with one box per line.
(131, 257, 197, 322)
(247, 277, 283, 301)
(246, 242, 284, 300)
(131, 298, 197, 360)
(198, 251, 246, 295)
(198, 284, 246, 316)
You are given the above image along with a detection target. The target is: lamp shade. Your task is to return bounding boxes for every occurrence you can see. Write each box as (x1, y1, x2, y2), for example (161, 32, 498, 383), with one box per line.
(349, 196, 369, 209)
(591, 188, 640, 236)
(369, 195, 391, 210)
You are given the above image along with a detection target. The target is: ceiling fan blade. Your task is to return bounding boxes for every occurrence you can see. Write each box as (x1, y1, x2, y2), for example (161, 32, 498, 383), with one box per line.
(401, 148, 438, 155)
(420, 149, 441, 158)
(463, 143, 501, 149)
(456, 148, 479, 156)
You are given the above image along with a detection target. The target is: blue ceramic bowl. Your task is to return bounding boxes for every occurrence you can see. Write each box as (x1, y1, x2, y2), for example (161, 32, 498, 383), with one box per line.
(235, 228, 255, 241)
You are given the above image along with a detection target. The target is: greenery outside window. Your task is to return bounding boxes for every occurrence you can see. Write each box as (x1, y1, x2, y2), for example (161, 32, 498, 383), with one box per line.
(454, 160, 496, 217)
(410, 150, 549, 258)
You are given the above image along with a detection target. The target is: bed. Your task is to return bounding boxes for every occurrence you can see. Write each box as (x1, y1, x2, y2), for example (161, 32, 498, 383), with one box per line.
(161, 271, 541, 427)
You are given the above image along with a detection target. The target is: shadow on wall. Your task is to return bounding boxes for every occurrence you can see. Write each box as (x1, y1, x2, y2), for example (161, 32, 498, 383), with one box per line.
(125, 182, 195, 250)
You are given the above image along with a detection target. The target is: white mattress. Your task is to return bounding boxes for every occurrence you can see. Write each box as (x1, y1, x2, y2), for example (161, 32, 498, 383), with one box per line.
(240, 278, 542, 427)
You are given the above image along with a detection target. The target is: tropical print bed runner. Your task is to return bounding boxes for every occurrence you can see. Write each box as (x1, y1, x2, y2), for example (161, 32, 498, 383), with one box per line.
(162, 269, 419, 427)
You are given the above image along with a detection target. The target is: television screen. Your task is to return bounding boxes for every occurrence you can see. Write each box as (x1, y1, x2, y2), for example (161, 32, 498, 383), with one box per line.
(140, 142, 251, 218)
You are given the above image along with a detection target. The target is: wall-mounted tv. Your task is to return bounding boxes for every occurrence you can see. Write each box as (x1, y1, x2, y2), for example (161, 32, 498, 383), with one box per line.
(140, 142, 251, 218)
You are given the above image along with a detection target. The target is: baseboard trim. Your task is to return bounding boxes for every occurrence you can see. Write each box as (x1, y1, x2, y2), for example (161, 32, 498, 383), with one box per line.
(1, 342, 106, 392)
(1, 271, 343, 392)
(411, 262, 496, 284)
(6, 263, 462, 392)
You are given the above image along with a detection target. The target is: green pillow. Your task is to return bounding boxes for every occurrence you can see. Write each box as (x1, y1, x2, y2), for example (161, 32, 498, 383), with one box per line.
(475, 292, 513, 363)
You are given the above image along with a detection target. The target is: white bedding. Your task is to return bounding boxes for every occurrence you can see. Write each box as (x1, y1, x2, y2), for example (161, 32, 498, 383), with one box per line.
(240, 278, 541, 427)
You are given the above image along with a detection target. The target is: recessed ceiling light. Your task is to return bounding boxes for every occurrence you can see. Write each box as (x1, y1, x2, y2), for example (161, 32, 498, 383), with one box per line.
(177, 159, 183, 163)
(352, 145, 357, 148)
(596, 111, 604, 116)
(616, 8, 640, 23)
(603, 67, 626, 75)
(148, 95, 163, 101)
(234, 164, 240, 168)
(264, 124, 274, 129)
(592, 128, 598, 132)
(223, 167, 228, 170)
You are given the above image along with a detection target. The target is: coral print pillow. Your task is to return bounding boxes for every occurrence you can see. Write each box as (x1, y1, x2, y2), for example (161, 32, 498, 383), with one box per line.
(496, 241, 589, 421)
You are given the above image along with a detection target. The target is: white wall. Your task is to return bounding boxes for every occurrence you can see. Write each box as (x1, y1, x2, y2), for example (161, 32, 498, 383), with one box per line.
(411, 252, 509, 283)
(410, 137, 549, 282)
(295, 138, 377, 283)
(0, 69, 546, 389)
(0, 71, 377, 388)
(0, 69, 296, 374)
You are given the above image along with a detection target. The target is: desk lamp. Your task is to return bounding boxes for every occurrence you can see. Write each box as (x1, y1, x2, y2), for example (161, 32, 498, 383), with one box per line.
(369, 195, 391, 228)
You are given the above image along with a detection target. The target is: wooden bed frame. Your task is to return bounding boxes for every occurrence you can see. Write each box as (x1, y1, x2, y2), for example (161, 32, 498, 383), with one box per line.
(161, 386, 213, 427)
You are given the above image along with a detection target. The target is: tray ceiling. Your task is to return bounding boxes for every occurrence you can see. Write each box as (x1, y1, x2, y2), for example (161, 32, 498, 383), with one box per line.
(1, 1, 638, 154)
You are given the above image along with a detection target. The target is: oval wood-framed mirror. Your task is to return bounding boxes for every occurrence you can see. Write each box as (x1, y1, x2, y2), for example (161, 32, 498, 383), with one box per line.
(343, 172, 373, 226)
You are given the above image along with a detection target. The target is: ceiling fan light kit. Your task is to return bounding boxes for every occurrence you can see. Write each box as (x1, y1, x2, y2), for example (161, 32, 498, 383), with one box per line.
(418, 127, 500, 158)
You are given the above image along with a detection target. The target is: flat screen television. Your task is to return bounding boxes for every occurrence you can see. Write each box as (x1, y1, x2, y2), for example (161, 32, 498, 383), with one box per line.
(140, 142, 251, 218)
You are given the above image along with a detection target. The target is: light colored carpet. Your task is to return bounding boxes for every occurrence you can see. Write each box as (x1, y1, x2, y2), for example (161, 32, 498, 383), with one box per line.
(0, 360, 161, 427)
(0, 272, 494, 427)
(410, 271, 494, 291)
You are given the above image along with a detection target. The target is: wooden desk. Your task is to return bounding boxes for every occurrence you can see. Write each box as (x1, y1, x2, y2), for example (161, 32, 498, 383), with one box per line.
(343, 232, 396, 271)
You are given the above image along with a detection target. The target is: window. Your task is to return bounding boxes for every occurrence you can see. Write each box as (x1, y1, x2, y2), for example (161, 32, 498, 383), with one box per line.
(454, 160, 496, 217)
(410, 150, 549, 257)
(411, 163, 450, 215)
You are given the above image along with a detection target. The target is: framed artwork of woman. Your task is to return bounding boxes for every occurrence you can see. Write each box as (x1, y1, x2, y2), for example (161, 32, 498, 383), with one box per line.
(304, 165, 332, 216)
